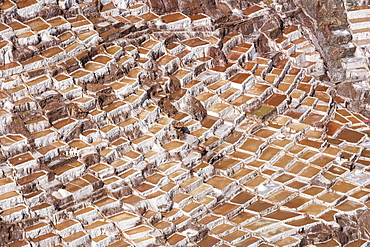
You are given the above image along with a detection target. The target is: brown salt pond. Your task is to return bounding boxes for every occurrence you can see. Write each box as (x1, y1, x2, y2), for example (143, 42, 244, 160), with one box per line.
(264, 94, 287, 107)
(284, 196, 309, 209)
(299, 202, 327, 216)
(336, 128, 365, 143)
(266, 190, 294, 204)
(302, 113, 325, 126)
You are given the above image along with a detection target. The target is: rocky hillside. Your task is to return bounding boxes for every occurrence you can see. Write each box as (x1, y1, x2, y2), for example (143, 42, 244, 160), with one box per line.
(0, 0, 370, 246)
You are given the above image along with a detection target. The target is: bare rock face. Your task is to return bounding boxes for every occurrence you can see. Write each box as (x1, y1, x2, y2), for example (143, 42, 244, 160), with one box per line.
(336, 81, 370, 117)
(208, 47, 227, 67)
(300, 209, 370, 246)
(4, 115, 31, 138)
(292, 0, 352, 80)
(147, 0, 231, 20)
(335, 214, 359, 245)
(39, 5, 63, 20)
(167, 76, 181, 94)
(158, 97, 178, 117)
(300, 223, 334, 245)
(0, 223, 24, 244)
(147, 0, 179, 14)
(178, 95, 207, 121)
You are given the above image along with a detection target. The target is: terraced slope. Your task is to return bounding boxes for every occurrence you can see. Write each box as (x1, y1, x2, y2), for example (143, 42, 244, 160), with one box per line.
(1, 0, 370, 246)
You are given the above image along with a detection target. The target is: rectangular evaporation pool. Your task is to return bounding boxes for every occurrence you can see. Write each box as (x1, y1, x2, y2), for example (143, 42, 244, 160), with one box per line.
(251, 105, 275, 116)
